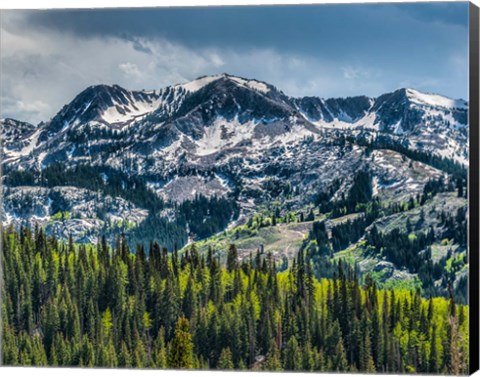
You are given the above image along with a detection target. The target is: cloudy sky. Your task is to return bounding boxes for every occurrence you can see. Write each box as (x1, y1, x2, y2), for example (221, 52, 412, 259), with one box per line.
(1, 2, 470, 124)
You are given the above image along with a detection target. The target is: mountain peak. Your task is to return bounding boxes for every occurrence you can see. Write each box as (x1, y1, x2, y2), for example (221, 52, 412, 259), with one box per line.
(41, 83, 162, 139)
(84, 83, 124, 92)
(178, 73, 273, 95)
(78, 83, 151, 106)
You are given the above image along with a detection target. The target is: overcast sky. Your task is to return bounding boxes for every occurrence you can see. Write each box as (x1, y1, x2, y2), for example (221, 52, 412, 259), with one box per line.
(1, 2, 469, 124)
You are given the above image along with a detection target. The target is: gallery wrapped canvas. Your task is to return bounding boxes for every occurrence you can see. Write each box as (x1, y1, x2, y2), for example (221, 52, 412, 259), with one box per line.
(0, 1, 479, 375)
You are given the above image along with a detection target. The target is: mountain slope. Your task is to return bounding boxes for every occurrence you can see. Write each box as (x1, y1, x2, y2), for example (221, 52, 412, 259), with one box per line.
(1, 74, 469, 298)
(1, 74, 468, 228)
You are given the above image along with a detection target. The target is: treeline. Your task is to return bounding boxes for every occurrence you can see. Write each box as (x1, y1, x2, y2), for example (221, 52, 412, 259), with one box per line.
(4, 163, 165, 212)
(4, 163, 239, 249)
(1, 226, 469, 373)
(355, 134, 467, 180)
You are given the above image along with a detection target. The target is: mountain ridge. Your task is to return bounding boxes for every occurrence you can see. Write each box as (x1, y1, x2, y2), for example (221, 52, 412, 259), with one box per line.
(6, 73, 467, 129)
(2, 73, 469, 171)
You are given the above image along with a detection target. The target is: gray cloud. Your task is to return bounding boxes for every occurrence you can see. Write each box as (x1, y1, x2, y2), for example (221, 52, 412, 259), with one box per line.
(0, 5, 469, 125)
(1, 24, 227, 123)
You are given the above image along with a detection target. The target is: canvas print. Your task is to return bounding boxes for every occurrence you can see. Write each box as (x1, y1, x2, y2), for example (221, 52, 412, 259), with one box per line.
(0, 2, 478, 374)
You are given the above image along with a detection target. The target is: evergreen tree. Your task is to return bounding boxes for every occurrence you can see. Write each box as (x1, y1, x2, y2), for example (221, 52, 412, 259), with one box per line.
(263, 338, 283, 371)
(283, 335, 302, 371)
(0, 227, 469, 373)
(226, 244, 239, 272)
(167, 317, 194, 369)
(217, 347, 234, 370)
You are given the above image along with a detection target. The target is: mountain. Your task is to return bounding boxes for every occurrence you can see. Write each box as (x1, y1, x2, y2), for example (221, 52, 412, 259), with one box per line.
(1, 118, 41, 165)
(40, 84, 163, 139)
(1, 73, 469, 299)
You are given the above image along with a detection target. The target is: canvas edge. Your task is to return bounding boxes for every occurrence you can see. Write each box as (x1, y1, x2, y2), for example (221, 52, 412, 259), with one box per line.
(469, 1, 480, 375)
(0, 2, 477, 374)
(0, 8, 5, 366)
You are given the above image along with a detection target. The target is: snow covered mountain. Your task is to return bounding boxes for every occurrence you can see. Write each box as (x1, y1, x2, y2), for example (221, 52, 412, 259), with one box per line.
(3, 74, 468, 170)
(294, 87, 468, 164)
(41, 84, 163, 137)
(1, 73, 468, 248)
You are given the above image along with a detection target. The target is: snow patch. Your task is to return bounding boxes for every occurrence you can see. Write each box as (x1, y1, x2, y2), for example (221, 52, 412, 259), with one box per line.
(194, 117, 257, 156)
(229, 76, 270, 94)
(181, 75, 224, 92)
(392, 120, 404, 135)
(406, 89, 467, 109)
(306, 111, 380, 131)
(101, 96, 162, 124)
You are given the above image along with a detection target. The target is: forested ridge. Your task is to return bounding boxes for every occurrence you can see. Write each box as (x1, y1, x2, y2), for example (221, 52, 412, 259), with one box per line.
(1, 226, 469, 373)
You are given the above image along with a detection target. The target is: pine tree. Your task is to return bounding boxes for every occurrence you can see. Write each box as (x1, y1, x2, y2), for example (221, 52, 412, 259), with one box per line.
(263, 338, 283, 371)
(227, 244, 239, 272)
(182, 276, 196, 319)
(429, 325, 439, 373)
(101, 307, 113, 339)
(161, 277, 179, 338)
(283, 335, 302, 371)
(152, 328, 167, 368)
(217, 347, 234, 369)
(332, 338, 349, 372)
(167, 317, 194, 369)
(118, 342, 132, 368)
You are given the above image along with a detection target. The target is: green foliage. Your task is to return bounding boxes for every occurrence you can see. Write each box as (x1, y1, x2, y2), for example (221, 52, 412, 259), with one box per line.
(283, 336, 302, 371)
(218, 347, 234, 370)
(263, 339, 283, 371)
(50, 211, 71, 221)
(1, 226, 469, 373)
(167, 317, 194, 369)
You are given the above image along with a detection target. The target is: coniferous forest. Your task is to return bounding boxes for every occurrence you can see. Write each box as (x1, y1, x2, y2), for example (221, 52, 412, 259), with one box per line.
(1, 225, 469, 373)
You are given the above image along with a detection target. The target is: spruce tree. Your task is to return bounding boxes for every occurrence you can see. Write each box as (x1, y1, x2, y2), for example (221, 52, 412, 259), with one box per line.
(283, 335, 302, 371)
(167, 317, 194, 369)
(218, 347, 234, 369)
(263, 338, 283, 371)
